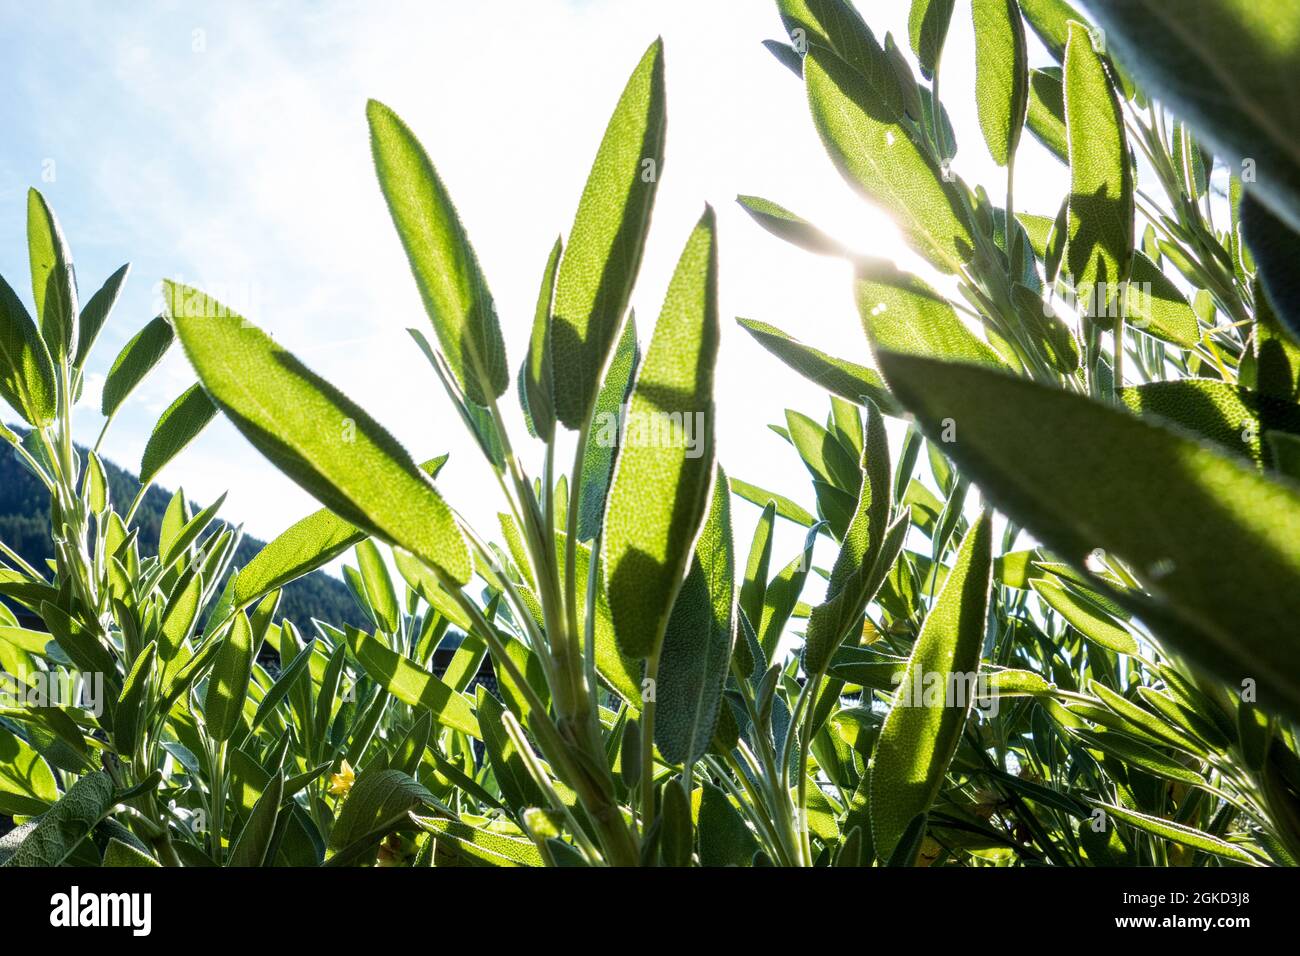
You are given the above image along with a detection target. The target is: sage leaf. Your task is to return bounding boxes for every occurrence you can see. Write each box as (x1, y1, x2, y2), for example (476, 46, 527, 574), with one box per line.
(551, 39, 665, 428)
(520, 237, 560, 442)
(346, 626, 479, 738)
(0, 771, 113, 867)
(1064, 20, 1133, 315)
(0, 271, 57, 427)
(101, 315, 174, 419)
(655, 465, 734, 765)
(368, 99, 508, 406)
(168, 282, 471, 585)
(603, 208, 719, 660)
(870, 513, 991, 862)
(971, 0, 1028, 167)
(805, 46, 974, 273)
(73, 263, 130, 371)
(204, 612, 254, 743)
(874, 350, 1300, 721)
(26, 188, 79, 362)
(138, 383, 216, 486)
(736, 318, 902, 415)
(1087, 0, 1300, 235)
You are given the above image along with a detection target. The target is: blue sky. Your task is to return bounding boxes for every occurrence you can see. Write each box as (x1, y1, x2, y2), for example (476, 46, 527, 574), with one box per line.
(0, 0, 1067, 583)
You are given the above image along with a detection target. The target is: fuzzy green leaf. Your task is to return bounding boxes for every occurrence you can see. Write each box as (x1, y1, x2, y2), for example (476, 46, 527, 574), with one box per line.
(368, 99, 507, 406)
(870, 513, 992, 862)
(971, 0, 1028, 166)
(26, 189, 79, 363)
(168, 282, 471, 585)
(736, 318, 902, 415)
(655, 466, 734, 765)
(1064, 20, 1133, 314)
(138, 383, 216, 486)
(102, 315, 174, 419)
(74, 263, 130, 371)
(805, 46, 974, 273)
(520, 237, 561, 442)
(346, 626, 479, 738)
(874, 350, 1300, 721)
(603, 208, 719, 659)
(204, 612, 254, 743)
(551, 39, 666, 428)
(0, 271, 57, 427)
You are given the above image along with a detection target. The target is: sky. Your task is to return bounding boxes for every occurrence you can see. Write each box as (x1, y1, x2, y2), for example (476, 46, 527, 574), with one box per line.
(0, 0, 1069, 584)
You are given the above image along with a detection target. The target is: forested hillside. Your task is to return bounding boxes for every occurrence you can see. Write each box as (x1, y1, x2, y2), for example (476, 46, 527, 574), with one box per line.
(0, 430, 367, 633)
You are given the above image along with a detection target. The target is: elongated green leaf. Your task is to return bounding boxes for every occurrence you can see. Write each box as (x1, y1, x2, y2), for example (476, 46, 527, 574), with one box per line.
(329, 769, 436, 857)
(159, 569, 201, 666)
(113, 641, 157, 756)
(1126, 252, 1200, 348)
(971, 0, 1028, 166)
(475, 687, 547, 811)
(236, 512, 362, 608)
(346, 626, 479, 738)
(787, 410, 860, 494)
(169, 282, 471, 585)
(1242, 192, 1300, 339)
(603, 209, 719, 659)
(729, 476, 818, 528)
(758, 524, 820, 663)
(739, 501, 776, 632)
(737, 195, 846, 256)
(1032, 577, 1137, 655)
(1087, 0, 1300, 235)
(161, 492, 225, 570)
(411, 814, 543, 867)
(0, 729, 58, 816)
(1017, 0, 1085, 61)
(368, 99, 507, 406)
(870, 513, 992, 861)
(578, 314, 639, 541)
(655, 466, 734, 765)
(1, 771, 112, 867)
(27, 188, 78, 362)
(74, 263, 130, 370)
(0, 271, 57, 427)
(551, 39, 665, 428)
(355, 539, 399, 635)
(804, 406, 895, 674)
(102, 315, 173, 418)
(228, 770, 283, 867)
(736, 318, 902, 415)
(856, 259, 1004, 366)
(204, 612, 254, 743)
(1120, 379, 1300, 466)
(520, 237, 560, 442)
(908, 0, 956, 78)
(1096, 801, 1260, 865)
(697, 781, 758, 866)
(806, 46, 974, 273)
(1064, 20, 1133, 314)
(138, 383, 216, 486)
(1026, 67, 1067, 162)
(778, 0, 907, 117)
(875, 350, 1300, 721)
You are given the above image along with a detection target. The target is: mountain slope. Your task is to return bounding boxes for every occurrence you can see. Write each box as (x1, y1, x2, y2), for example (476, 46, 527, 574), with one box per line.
(0, 432, 368, 633)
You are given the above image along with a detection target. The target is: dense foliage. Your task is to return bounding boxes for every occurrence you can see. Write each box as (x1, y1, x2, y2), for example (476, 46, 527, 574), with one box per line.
(1, 0, 1299, 868)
